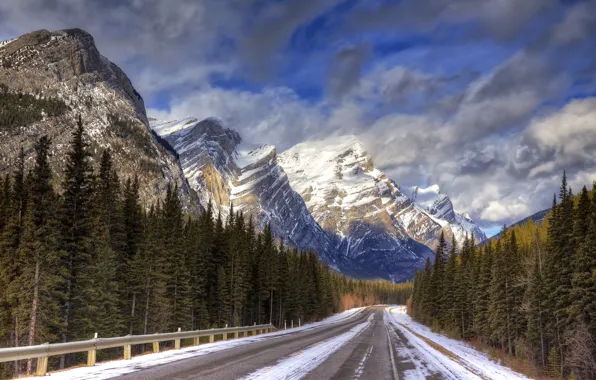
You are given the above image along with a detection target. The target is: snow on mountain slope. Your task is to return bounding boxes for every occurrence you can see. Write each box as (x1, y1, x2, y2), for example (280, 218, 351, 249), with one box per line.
(278, 136, 436, 281)
(278, 136, 487, 278)
(411, 185, 487, 244)
(151, 117, 336, 263)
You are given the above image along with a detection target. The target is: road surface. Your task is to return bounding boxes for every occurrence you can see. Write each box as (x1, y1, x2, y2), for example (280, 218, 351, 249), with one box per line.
(116, 307, 443, 380)
(40, 306, 531, 380)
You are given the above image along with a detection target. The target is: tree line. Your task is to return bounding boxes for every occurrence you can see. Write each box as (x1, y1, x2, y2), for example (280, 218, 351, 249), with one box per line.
(0, 84, 68, 130)
(410, 173, 596, 379)
(0, 116, 412, 378)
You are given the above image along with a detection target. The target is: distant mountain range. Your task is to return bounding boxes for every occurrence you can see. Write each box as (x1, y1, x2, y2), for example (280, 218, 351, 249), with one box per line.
(480, 208, 550, 245)
(0, 28, 488, 281)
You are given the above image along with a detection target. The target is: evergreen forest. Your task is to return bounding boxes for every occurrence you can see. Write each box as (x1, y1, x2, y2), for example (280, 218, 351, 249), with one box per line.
(0, 117, 412, 377)
(410, 174, 596, 379)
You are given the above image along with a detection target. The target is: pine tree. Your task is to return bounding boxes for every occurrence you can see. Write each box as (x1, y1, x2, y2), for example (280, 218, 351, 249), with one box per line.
(526, 241, 547, 367)
(569, 190, 596, 337)
(214, 266, 230, 327)
(163, 184, 192, 331)
(489, 239, 508, 351)
(474, 242, 492, 340)
(121, 177, 144, 334)
(430, 231, 446, 326)
(60, 116, 95, 364)
(15, 136, 64, 374)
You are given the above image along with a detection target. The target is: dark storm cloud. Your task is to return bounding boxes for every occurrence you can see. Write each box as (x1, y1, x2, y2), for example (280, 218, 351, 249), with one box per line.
(470, 54, 552, 103)
(241, 0, 344, 78)
(455, 144, 502, 176)
(327, 44, 370, 101)
(451, 52, 569, 141)
(346, 0, 555, 40)
(551, 0, 596, 45)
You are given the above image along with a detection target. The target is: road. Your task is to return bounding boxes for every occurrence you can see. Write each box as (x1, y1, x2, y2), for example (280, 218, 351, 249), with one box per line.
(117, 307, 442, 380)
(119, 307, 400, 380)
(49, 306, 529, 380)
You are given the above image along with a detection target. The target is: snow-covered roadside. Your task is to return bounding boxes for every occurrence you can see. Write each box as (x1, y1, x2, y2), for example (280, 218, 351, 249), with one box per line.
(241, 314, 373, 380)
(386, 306, 530, 380)
(30, 307, 365, 380)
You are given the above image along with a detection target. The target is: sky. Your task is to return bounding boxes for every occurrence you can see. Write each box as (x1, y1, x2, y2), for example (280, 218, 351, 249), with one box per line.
(1, 0, 595, 236)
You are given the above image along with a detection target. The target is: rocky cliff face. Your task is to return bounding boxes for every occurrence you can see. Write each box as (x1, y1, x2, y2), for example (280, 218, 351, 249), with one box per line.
(410, 185, 487, 244)
(0, 29, 195, 211)
(277, 136, 436, 281)
(277, 136, 487, 280)
(152, 118, 337, 263)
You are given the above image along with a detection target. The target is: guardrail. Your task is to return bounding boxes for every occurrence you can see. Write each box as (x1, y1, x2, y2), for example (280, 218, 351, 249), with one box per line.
(0, 323, 276, 376)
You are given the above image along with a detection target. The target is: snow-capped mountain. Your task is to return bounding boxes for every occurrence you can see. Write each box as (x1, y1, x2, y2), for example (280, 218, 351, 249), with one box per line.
(410, 185, 487, 244)
(277, 136, 436, 281)
(277, 136, 486, 270)
(151, 117, 337, 263)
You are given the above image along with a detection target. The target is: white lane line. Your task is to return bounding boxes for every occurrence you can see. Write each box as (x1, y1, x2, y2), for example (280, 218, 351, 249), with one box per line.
(354, 345, 373, 379)
(385, 323, 399, 380)
(241, 317, 372, 380)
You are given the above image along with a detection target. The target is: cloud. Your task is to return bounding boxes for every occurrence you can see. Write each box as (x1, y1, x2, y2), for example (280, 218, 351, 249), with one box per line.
(327, 45, 370, 101)
(148, 86, 326, 150)
(552, 0, 596, 45)
(358, 66, 442, 107)
(0, 0, 243, 97)
(518, 97, 596, 178)
(346, 0, 555, 40)
(241, 0, 344, 77)
(480, 200, 530, 223)
(2, 0, 595, 229)
(448, 52, 569, 140)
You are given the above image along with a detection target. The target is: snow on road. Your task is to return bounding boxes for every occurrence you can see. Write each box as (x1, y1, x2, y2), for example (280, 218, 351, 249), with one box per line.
(386, 306, 530, 380)
(241, 314, 373, 380)
(30, 307, 365, 380)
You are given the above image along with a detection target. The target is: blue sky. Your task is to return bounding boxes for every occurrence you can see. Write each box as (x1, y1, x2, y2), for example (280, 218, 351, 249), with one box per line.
(1, 0, 595, 236)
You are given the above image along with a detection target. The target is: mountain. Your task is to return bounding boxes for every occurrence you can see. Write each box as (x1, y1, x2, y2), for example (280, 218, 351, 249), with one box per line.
(0, 29, 195, 211)
(410, 185, 487, 244)
(277, 136, 487, 279)
(480, 208, 550, 244)
(151, 117, 338, 265)
(0, 27, 485, 281)
(277, 136, 439, 281)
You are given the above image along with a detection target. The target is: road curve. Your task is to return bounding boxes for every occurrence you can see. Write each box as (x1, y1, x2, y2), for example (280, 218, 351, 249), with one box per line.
(118, 308, 376, 380)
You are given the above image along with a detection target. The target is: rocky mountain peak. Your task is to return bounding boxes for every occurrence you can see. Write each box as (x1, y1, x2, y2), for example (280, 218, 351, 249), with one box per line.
(409, 185, 487, 244)
(0, 28, 196, 214)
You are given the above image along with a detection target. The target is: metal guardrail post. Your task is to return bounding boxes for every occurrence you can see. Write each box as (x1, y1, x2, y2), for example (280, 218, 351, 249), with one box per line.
(193, 336, 199, 346)
(123, 341, 131, 360)
(222, 332, 227, 341)
(34, 343, 49, 376)
(234, 331, 239, 339)
(87, 348, 96, 366)
(152, 341, 159, 353)
(175, 328, 181, 349)
(87, 333, 98, 366)
(36, 356, 48, 376)
(209, 334, 214, 343)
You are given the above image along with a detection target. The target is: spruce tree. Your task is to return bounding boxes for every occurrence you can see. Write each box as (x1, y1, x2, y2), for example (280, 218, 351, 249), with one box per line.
(430, 231, 446, 326)
(15, 136, 63, 374)
(60, 116, 95, 361)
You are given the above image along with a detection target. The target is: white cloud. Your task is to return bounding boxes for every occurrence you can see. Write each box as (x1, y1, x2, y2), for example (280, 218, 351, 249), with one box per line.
(148, 86, 326, 149)
(480, 200, 530, 223)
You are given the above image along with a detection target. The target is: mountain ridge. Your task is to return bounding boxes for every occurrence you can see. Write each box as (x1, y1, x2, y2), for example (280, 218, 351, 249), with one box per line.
(0, 28, 197, 213)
